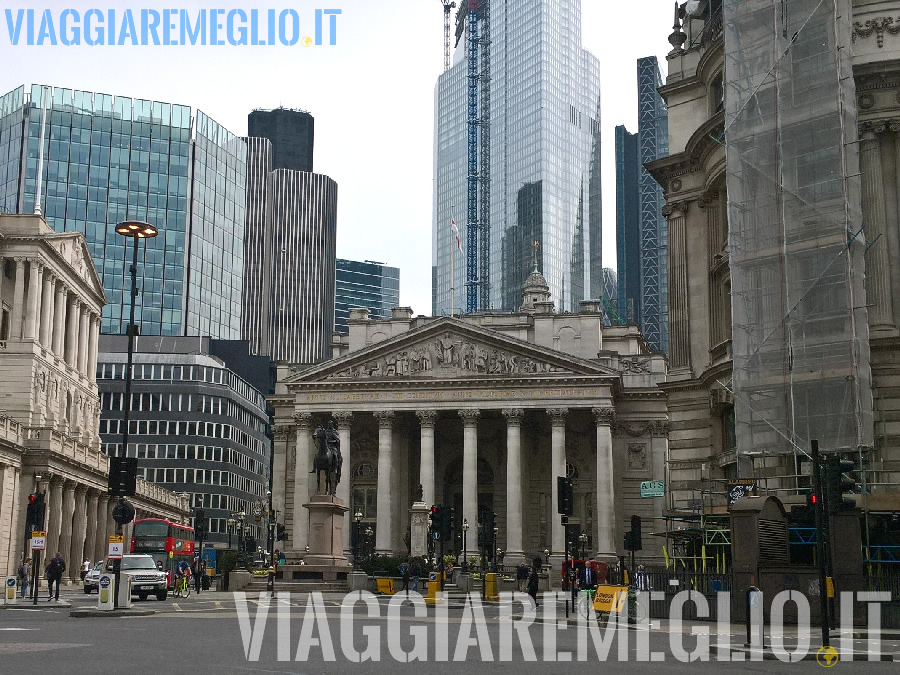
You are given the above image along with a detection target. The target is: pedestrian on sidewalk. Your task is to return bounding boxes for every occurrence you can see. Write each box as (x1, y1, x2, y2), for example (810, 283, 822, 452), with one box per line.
(400, 560, 410, 595)
(17, 557, 31, 599)
(410, 559, 421, 592)
(527, 564, 539, 607)
(46, 552, 65, 601)
(81, 559, 91, 581)
(191, 556, 203, 594)
(517, 563, 529, 593)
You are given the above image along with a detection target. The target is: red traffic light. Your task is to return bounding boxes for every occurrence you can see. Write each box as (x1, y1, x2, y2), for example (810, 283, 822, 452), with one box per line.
(28, 494, 37, 503)
(811, 494, 817, 504)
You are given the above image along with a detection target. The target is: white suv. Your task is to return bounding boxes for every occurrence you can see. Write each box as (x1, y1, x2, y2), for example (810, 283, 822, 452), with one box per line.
(118, 555, 168, 601)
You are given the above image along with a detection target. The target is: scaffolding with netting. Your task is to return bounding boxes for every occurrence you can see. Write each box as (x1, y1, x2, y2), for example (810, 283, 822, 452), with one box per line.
(723, 0, 874, 477)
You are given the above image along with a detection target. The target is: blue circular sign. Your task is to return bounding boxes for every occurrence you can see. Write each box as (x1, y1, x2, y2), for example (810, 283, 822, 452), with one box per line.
(100, 576, 111, 588)
(6, 578, 15, 588)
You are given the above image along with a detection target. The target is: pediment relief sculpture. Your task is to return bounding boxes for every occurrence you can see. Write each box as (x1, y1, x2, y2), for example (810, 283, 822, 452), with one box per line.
(324, 331, 569, 380)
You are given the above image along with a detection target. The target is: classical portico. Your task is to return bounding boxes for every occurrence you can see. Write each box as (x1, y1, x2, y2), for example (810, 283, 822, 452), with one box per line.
(272, 302, 668, 565)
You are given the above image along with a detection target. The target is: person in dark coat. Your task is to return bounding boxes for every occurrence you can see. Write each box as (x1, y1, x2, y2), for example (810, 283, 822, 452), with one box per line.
(527, 564, 540, 607)
(517, 563, 529, 593)
(45, 553, 65, 601)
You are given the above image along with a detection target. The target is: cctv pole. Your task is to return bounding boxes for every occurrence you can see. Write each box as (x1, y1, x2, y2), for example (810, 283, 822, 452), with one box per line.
(811, 440, 829, 647)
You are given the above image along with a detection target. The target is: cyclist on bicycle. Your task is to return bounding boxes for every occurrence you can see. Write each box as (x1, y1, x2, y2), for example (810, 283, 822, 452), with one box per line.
(175, 560, 191, 590)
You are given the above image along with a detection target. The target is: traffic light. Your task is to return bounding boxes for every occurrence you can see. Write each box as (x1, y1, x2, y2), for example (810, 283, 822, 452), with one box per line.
(108, 456, 138, 497)
(824, 455, 856, 514)
(25, 493, 45, 532)
(628, 516, 643, 551)
(430, 505, 438, 533)
(276, 524, 286, 541)
(195, 509, 207, 539)
(441, 506, 454, 540)
(557, 476, 574, 516)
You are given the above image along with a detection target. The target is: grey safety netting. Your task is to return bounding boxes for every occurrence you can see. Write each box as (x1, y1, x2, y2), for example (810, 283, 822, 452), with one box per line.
(723, 0, 873, 458)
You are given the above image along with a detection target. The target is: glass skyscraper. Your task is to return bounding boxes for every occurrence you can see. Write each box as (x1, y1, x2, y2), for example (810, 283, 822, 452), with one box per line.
(613, 58, 669, 354)
(334, 259, 400, 333)
(432, 0, 602, 315)
(0, 84, 246, 339)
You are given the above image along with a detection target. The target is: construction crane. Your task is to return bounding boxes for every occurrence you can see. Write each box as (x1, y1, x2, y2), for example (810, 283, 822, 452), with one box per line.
(438, 1, 456, 72)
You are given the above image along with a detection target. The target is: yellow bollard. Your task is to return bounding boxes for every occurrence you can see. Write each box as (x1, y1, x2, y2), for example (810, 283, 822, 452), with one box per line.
(425, 572, 444, 606)
(485, 573, 499, 601)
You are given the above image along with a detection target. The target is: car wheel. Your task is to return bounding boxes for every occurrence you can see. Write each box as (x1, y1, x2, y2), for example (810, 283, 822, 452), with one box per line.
(84, 587, 91, 594)
(138, 593, 148, 601)
(156, 591, 168, 601)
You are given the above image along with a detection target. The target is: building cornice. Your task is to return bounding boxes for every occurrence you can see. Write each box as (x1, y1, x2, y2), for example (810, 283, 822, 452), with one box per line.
(646, 112, 725, 189)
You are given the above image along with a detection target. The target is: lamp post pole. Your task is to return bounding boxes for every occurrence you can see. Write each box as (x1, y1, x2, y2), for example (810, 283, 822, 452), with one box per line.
(353, 511, 362, 569)
(114, 220, 158, 609)
(462, 519, 468, 573)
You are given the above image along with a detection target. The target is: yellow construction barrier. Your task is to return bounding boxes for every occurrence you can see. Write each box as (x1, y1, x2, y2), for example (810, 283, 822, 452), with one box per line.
(484, 573, 499, 601)
(375, 578, 396, 595)
(592, 585, 629, 615)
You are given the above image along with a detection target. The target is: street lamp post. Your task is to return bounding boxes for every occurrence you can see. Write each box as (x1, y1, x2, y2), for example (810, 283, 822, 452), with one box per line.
(579, 532, 588, 560)
(462, 518, 469, 573)
(227, 517, 236, 550)
(114, 220, 158, 609)
(353, 511, 363, 569)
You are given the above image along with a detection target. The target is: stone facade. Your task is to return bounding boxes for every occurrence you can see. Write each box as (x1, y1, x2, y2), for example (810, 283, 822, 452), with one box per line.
(0, 214, 188, 581)
(272, 295, 668, 565)
(648, 1, 900, 511)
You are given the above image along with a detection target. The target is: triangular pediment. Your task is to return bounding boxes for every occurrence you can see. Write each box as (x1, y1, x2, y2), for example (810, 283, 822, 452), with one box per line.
(284, 317, 619, 384)
(44, 233, 107, 303)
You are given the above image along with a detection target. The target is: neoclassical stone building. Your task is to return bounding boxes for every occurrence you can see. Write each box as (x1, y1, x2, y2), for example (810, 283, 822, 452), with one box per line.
(0, 214, 188, 581)
(648, 1, 900, 512)
(272, 272, 668, 564)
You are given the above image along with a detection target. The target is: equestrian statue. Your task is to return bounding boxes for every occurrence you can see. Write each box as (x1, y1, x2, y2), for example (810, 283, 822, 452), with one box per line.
(311, 420, 343, 496)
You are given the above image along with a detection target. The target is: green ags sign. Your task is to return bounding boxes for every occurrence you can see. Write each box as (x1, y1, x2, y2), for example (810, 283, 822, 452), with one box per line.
(640, 480, 665, 498)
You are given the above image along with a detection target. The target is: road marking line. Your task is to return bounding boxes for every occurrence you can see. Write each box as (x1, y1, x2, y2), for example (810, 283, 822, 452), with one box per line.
(171, 603, 182, 612)
(214, 601, 223, 609)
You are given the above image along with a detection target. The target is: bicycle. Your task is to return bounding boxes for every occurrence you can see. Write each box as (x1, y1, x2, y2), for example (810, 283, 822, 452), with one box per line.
(173, 574, 192, 598)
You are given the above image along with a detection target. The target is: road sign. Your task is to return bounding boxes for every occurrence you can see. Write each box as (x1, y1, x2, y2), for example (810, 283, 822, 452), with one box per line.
(5, 577, 16, 603)
(108, 535, 125, 560)
(639, 480, 665, 498)
(30, 530, 46, 550)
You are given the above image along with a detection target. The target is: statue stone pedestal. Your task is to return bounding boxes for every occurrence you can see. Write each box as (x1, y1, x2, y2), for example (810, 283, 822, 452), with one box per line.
(409, 502, 430, 558)
(303, 495, 351, 569)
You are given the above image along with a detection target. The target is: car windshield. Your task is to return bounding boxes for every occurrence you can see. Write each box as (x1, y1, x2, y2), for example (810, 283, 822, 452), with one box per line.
(91, 563, 102, 572)
(121, 556, 157, 571)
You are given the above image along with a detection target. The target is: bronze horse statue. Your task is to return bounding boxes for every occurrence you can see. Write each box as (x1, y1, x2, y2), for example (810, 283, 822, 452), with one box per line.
(311, 422, 342, 496)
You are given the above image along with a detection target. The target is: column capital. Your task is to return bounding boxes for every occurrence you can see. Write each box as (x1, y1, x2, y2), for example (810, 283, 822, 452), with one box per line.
(592, 407, 616, 426)
(546, 408, 568, 426)
(292, 412, 313, 429)
(415, 410, 438, 427)
(13, 256, 27, 263)
(661, 200, 689, 218)
(860, 120, 887, 138)
(332, 411, 353, 429)
(502, 408, 525, 425)
(273, 424, 292, 440)
(457, 408, 480, 426)
(374, 410, 395, 428)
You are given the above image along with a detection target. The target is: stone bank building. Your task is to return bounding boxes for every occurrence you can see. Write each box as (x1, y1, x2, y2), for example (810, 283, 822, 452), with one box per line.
(272, 272, 668, 564)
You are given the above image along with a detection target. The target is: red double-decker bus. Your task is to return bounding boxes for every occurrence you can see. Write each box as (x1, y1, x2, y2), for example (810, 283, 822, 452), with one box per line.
(131, 518, 195, 588)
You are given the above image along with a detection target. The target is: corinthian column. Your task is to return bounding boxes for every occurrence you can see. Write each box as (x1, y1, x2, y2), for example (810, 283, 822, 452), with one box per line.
(77, 305, 90, 376)
(39, 271, 53, 347)
(861, 124, 894, 331)
(65, 298, 80, 366)
(69, 487, 88, 582)
(373, 411, 395, 555)
(416, 410, 437, 507)
(664, 201, 691, 372)
(11, 258, 26, 339)
(593, 407, 617, 560)
(332, 411, 353, 553)
(292, 412, 312, 555)
(503, 409, 524, 559)
(95, 494, 110, 562)
(57, 482, 76, 576)
(46, 478, 64, 562)
(84, 490, 99, 568)
(23, 261, 41, 340)
(547, 408, 567, 556)
(52, 282, 66, 358)
(458, 409, 480, 549)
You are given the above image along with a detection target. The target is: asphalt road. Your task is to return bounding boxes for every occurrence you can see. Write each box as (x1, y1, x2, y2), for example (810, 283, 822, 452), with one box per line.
(0, 587, 897, 673)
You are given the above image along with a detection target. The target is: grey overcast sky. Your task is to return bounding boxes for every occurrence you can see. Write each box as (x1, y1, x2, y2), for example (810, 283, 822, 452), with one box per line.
(0, 0, 675, 317)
